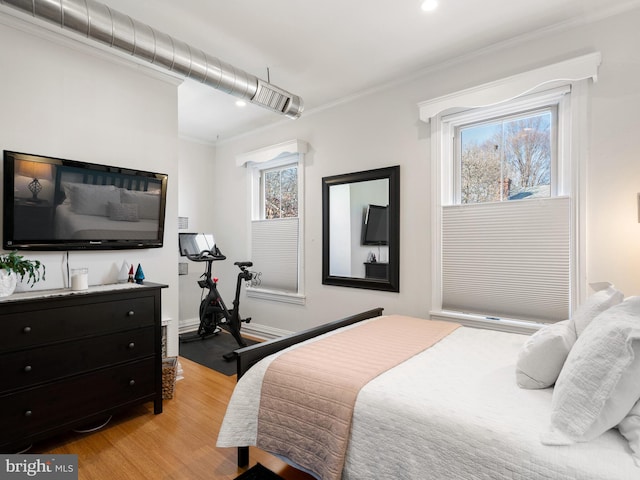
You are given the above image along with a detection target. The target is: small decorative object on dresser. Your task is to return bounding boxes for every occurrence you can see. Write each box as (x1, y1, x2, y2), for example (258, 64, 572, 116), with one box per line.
(117, 261, 130, 284)
(70, 267, 89, 291)
(134, 263, 145, 284)
(0, 250, 45, 297)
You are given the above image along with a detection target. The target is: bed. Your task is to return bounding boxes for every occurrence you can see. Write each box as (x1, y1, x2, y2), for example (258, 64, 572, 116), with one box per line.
(52, 166, 162, 240)
(217, 302, 640, 480)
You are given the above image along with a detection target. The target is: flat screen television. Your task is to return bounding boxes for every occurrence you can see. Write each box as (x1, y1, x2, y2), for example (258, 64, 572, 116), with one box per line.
(361, 204, 388, 246)
(3, 150, 168, 250)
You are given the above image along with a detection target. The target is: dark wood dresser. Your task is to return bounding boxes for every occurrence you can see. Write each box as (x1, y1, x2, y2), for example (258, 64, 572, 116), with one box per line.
(0, 282, 166, 453)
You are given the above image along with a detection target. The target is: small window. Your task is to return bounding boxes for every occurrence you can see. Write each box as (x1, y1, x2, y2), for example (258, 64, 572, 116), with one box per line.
(237, 140, 308, 305)
(262, 165, 298, 219)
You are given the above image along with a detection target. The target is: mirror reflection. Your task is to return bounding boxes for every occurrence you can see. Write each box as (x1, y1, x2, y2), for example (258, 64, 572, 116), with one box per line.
(322, 166, 399, 292)
(329, 179, 389, 278)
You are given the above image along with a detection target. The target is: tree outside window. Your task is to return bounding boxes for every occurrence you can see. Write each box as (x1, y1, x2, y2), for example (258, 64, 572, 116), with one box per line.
(459, 109, 552, 204)
(263, 165, 298, 219)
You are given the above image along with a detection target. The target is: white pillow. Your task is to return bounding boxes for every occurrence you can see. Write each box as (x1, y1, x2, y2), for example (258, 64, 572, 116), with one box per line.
(542, 296, 640, 445)
(108, 202, 139, 222)
(68, 184, 121, 217)
(516, 320, 576, 389)
(62, 182, 117, 205)
(571, 282, 624, 336)
(121, 190, 160, 220)
(618, 399, 640, 466)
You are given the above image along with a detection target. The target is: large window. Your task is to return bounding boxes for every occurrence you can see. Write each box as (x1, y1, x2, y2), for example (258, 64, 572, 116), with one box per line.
(419, 53, 600, 333)
(439, 90, 570, 325)
(237, 140, 307, 305)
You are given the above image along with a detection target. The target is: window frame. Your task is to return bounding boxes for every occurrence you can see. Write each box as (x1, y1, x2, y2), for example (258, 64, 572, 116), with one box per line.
(260, 162, 299, 220)
(237, 140, 307, 305)
(454, 104, 558, 203)
(442, 86, 570, 207)
(419, 54, 600, 334)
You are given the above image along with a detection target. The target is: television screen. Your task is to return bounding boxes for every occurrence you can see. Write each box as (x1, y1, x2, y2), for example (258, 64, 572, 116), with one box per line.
(362, 204, 388, 245)
(3, 150, 168, 250)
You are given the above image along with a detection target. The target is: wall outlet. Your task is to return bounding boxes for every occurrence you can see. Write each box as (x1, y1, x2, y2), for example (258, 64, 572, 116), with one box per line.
(178, 262, 188, 275)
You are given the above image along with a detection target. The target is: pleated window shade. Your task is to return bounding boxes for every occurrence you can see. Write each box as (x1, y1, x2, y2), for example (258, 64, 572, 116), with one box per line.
(251, 217, 299, 292)
(442, 196, 570, 323)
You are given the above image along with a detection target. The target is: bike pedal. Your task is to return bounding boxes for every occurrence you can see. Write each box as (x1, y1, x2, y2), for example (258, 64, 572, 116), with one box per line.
(243, 317, 252, 323)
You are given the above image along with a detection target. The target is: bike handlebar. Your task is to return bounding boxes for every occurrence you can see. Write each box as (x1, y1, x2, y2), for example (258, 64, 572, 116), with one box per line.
(185, 249, 226, 262)
(184, 248, 254, 276)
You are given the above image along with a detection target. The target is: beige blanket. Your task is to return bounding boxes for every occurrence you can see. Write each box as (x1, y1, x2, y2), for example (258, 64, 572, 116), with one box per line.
(256, 315, 460, 480)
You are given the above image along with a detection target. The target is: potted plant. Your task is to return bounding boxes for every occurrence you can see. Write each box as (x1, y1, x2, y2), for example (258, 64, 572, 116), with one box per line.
(0, 250, 46, 297)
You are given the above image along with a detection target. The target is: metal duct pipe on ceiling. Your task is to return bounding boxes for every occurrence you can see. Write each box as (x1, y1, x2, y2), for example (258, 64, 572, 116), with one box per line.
(0, 0, 303, 119)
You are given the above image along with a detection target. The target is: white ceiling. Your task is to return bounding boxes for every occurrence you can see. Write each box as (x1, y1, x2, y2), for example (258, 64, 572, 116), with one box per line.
(88, 0, 640, 144)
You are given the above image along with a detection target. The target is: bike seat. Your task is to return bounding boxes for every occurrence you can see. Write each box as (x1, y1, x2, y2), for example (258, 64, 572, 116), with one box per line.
(234, 261, 253, 268)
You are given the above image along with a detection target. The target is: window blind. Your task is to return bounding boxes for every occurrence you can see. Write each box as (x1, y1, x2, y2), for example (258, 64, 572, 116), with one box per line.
(442, 197, 570, 322)
(251, 217, 299, 292)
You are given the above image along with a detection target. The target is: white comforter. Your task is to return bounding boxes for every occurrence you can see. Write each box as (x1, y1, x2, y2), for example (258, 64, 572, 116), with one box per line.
(54, 204, 157, 239)
(217, 324, 638, 479)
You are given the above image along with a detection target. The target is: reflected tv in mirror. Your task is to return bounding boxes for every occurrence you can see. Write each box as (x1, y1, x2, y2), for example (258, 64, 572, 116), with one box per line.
(3, 150, 168, 250)
(361, 204, 388, 245)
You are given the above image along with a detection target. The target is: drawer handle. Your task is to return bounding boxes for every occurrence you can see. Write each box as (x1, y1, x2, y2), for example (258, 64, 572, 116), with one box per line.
(128, 342, 135, 349)
(127, 310, 135, 317)
(129, 379, 136, 387)
(24, 365, 32, 373)
(23, 326, 32, 334)
(24, 410, 33, 417)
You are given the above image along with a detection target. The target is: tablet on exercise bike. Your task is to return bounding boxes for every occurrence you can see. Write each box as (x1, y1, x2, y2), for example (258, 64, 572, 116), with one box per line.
(179, 232, 216, 257)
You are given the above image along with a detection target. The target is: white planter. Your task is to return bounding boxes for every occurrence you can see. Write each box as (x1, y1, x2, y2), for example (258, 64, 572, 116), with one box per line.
(0, 269, 18, 297)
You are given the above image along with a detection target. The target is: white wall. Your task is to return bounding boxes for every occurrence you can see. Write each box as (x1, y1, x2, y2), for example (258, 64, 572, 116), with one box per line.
(211, 7, 640, 335)
(0, 18, 181, 356)
(329, 183, 351, 277)
(177, 139, 216, 331)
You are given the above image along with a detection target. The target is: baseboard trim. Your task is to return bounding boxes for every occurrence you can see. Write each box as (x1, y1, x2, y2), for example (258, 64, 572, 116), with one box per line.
(178, 317, 292, 341)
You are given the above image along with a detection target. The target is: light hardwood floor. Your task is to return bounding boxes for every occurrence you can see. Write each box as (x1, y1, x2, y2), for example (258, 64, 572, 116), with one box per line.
(33, 356, 315, 480)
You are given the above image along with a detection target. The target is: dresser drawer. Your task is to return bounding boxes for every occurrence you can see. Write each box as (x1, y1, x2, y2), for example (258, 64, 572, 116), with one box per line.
(1, 327, 155, 393)
(0, 358, 156, 445)
(0, 296, 155, 352)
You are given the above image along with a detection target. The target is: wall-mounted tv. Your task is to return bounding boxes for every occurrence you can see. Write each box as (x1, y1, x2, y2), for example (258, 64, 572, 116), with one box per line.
(361, 204, 388, 246)
(3, 150, 168, 251)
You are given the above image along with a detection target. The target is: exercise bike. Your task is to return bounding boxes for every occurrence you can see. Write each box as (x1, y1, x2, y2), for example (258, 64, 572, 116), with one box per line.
(179, 245, 257, 360)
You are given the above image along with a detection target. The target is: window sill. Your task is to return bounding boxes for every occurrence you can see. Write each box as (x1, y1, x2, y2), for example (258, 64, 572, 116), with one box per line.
(429, 310, 545, 335)
(246, 287, 306, 305)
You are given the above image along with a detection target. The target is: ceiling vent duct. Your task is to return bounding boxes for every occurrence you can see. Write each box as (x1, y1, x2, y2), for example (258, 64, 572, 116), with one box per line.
(0, 0, 303, 119)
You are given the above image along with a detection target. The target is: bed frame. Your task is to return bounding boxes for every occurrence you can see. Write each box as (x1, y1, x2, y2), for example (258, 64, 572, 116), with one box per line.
(233, 307, 384, 467)
(54, 164, 161, 205)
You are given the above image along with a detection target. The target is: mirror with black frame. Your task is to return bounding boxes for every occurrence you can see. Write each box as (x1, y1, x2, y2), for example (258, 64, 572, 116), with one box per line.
(322, 165, 399, 292)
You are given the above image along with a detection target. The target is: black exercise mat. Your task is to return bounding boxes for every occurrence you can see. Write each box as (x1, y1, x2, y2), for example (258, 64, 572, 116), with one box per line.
(179, 331, 258, 376)
(234, 463, 285, 480)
